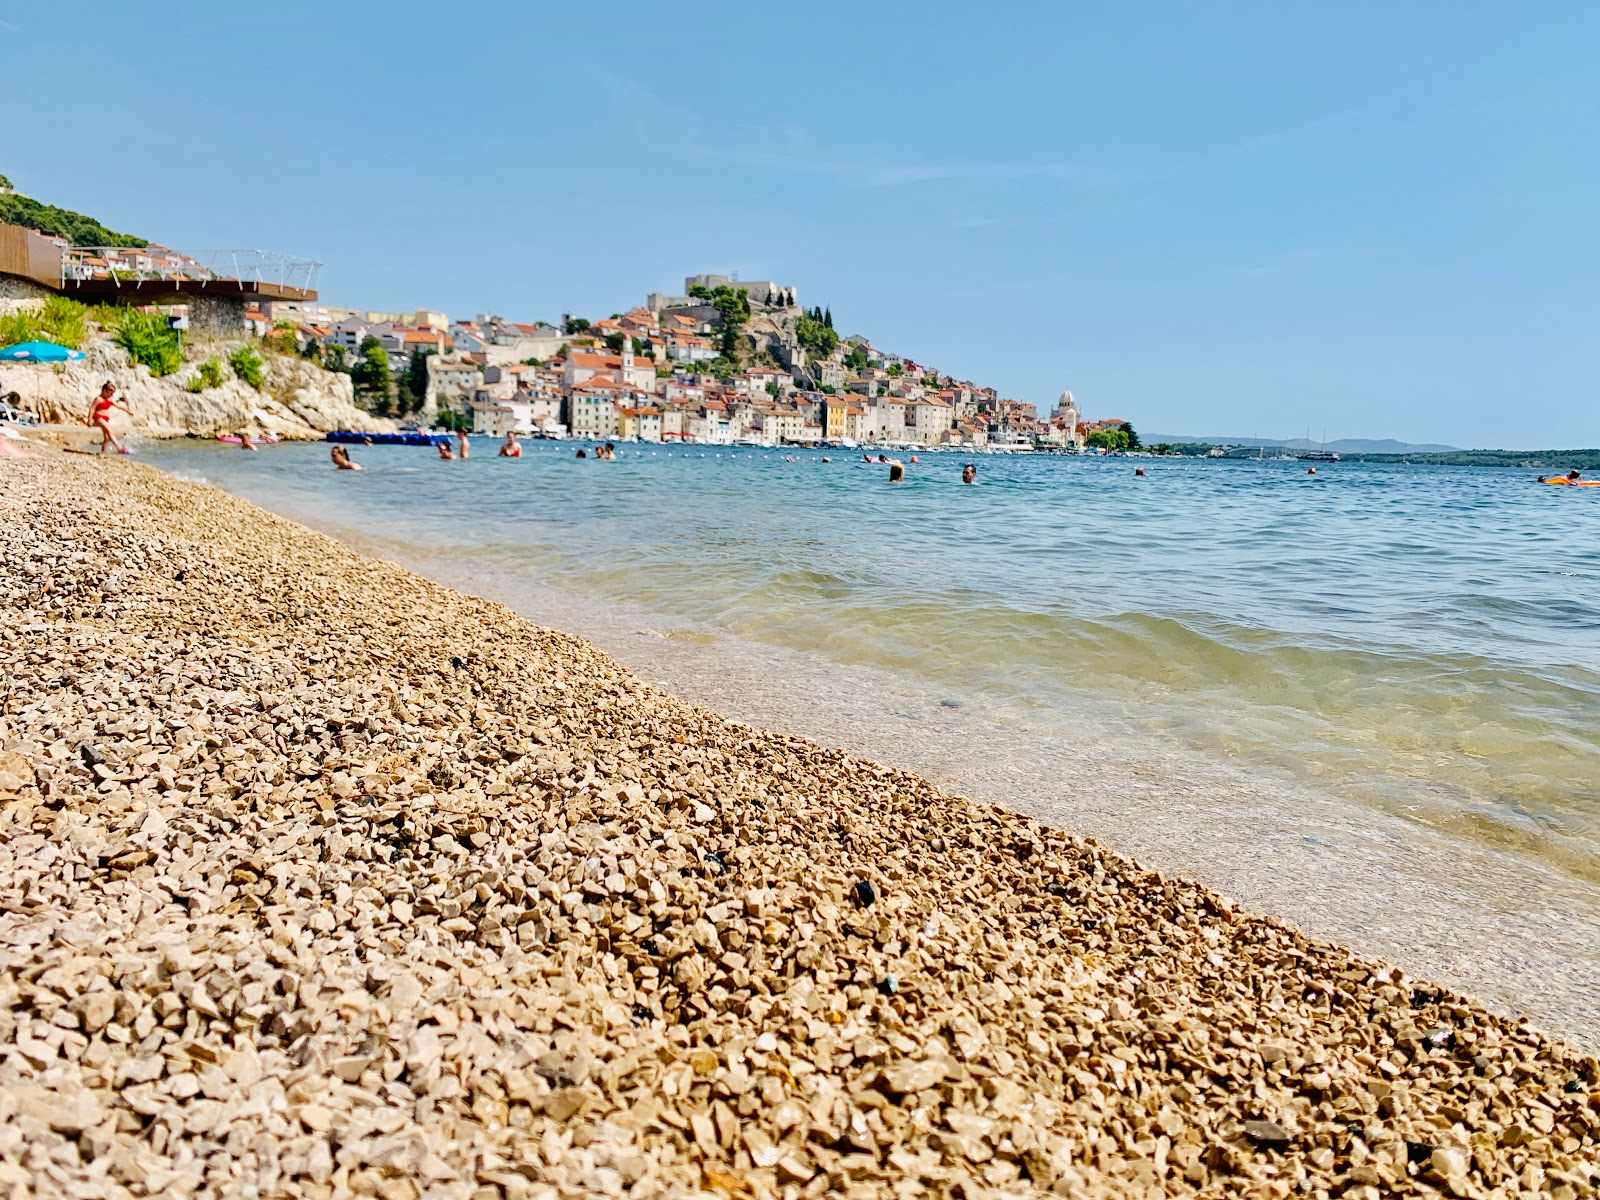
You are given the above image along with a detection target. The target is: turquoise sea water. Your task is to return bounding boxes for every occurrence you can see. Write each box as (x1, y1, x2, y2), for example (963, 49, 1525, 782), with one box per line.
(142, 440, 1600, 889)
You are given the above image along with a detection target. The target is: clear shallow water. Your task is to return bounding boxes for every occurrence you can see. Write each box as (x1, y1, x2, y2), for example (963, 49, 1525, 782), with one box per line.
(141, 440, 1600, 888)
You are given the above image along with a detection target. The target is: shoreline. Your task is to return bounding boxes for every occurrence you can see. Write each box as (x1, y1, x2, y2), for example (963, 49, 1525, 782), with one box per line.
(139, 443, 1600, 1052)
(2, 451, 1597, 1197)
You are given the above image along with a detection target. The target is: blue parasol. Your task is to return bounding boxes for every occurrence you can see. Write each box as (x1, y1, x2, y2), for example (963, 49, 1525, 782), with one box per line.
(0, 340, 86, 362)
(0, 341, 89, 424)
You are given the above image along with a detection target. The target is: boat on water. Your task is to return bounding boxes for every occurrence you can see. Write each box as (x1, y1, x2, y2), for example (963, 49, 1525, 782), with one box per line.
(1296, 451, 1341, 462)
(987, 435, 1036, 453)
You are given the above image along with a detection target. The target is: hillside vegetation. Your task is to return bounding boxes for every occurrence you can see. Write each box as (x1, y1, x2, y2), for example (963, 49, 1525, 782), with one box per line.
(0, 170, 146, 247)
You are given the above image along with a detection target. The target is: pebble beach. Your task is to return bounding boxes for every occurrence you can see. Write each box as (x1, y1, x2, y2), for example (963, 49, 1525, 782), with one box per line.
(2, 451, 1597, 1200)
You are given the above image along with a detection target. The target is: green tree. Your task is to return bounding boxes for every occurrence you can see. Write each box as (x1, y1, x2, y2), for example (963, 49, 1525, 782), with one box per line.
(843, 344, 869, 373)
(603, 331, 627, 353)
(1087, 428, 1130, 451)
(823, 307, 833, 329)
(435, 407, 471, 433)
(708, 285, 751, 359)
(794, 311, 839, 359)
(398, 348, 433, 415)
(1121, 421, 1141, 450)
(351, 336, 394, 414)
(887, 362, 903, 378)
(321, 343, 347, 373)
(562, 316, 591, 335)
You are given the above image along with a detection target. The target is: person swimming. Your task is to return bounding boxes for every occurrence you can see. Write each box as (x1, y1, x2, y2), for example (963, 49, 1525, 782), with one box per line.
(576, 448, 588, 459)
(889, 462, 905, 483)
(330, 445, 362, 471)
(456, 429, 470, 459)
(438, 440, 455, 460)
(499, 432, 522, 458)
(961, 464, 976, 484)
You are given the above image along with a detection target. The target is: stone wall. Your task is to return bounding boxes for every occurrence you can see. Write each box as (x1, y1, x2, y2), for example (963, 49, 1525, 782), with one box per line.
(187, 294, 247, 337)
(0, 275, 53, 302)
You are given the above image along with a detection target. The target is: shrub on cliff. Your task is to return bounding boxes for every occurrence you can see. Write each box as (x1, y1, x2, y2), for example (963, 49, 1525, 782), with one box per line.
(111, 309, 181, 377)
(0, 296, 88, 349)
(185, 358, 225, 393)
(228, 345, 264, 390)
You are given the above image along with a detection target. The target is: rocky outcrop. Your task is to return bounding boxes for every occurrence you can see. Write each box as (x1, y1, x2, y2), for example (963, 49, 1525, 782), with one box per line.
(0, 334, 392, 440)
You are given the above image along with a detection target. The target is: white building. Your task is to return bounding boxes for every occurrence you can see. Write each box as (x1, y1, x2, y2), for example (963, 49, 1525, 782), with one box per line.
(469, 397, 532, 437)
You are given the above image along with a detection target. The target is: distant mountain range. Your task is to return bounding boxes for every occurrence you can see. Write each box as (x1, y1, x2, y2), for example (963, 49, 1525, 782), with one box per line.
(1148, 434, 1460, 454)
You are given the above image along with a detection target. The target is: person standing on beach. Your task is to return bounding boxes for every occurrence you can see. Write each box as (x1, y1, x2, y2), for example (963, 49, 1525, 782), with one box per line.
(456, 429, 470, 459)
(86, 382, 133, 455)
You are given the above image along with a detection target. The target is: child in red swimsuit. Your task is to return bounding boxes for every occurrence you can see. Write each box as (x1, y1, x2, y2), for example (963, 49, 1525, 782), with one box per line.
(87, 383, 133, 454)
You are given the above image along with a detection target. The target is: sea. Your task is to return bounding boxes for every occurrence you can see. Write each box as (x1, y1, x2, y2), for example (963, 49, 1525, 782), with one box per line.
(139, 438, 1600, 1046)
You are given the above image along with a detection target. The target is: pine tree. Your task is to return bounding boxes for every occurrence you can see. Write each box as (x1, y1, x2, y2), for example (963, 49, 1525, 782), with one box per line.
(823, 307, 833, 329)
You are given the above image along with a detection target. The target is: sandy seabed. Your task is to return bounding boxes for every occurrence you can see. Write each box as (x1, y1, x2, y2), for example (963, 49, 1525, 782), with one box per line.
(0, 451, 1596, 1200)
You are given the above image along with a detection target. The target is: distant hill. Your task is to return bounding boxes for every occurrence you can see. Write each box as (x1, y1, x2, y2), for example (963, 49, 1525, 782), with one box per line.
(0, 171, 146, 248)
(1149, 434, 1460, 453)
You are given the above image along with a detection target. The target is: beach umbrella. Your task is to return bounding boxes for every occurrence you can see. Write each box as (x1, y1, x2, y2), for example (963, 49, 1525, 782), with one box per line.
(0, 340, 86, 422)
(0, 340, 86, 363)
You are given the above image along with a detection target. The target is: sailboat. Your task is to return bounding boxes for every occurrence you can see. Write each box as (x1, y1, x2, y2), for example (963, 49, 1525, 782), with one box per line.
(1296, 425, 1339, 462)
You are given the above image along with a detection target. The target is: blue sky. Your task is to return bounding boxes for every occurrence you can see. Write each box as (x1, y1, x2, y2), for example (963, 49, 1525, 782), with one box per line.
(5, 2, 1597, 447)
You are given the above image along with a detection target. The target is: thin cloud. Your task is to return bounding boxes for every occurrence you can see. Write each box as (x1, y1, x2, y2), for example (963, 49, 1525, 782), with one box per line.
(864, 161, 1120, 188)
(1232, 107, 1373, 155)
(579, 65, 1119, 193)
